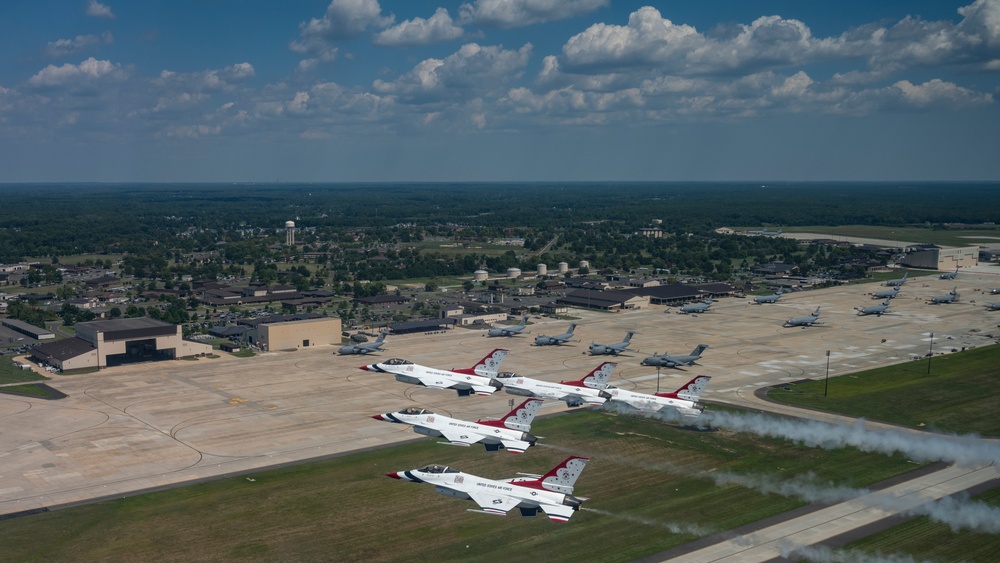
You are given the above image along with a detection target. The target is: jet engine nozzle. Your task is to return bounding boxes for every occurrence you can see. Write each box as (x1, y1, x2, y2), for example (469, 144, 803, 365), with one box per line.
(562, 495, 583, 510)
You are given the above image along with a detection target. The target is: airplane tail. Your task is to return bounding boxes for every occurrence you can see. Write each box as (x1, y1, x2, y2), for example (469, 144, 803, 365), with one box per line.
(812, 306, 821, 316)
(373, 332, 387, 344)
(519, 316, 529, 327)
(562, 362, 617, 389)
(690, 344, 709, 357)
(566, 323, 577, 334)
(455, 348, 509, 377)
(517, 456, 590, 495)
(480, 398, 543, 432)
(655, 376, 711, 401)
(623, 331, 634, 343)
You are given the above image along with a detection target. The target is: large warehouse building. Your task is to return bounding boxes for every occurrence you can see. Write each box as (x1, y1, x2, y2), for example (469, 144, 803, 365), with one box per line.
(31, 318, 213, 372)
(901, 245, 978, 270)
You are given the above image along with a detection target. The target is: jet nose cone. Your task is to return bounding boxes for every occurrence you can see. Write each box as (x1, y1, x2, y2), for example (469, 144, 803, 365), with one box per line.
(385, 472, 401, 480)
(359, 365, 372, 371)
(371, 414, 387, 421)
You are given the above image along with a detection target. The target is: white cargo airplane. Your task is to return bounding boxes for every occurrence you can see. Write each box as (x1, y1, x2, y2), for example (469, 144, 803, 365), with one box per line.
(494, 362, 617, 407)
(871, 286, 900, 299)
(359, 348, 507, 397)
(386, 455, 591, 522)
(752, 288, 787, 304)
(487, 316, 530, 337)
(371, 398, 543, 453)
(600, 375, 711, 418)
(677, 300, 713, 314)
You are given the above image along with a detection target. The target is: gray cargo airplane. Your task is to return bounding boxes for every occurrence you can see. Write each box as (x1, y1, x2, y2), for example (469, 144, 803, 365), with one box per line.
(588, 331, 636, 356)
(872, 286, 900, 299)
(929, 287, 958, 304)
(641, 344, 709, 368)
(487, 316, 530, 337)
(678, 300, 713, 314)
(939, 267, 959, 280)
(752, 288, 787, 304)
(534, 323, 580, 346)
(885, 272, 909, 287)
(784, 307, 821, 327)
(857, 300, 890, 317)
(985, 302, 1000, 311)
(337, 332, 388, 355)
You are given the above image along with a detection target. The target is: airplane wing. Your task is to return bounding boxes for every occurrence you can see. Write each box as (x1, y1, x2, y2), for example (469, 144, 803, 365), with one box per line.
(438, 429, 476, 447)
(470, 383, 499, 396)
(468, 491, 520, 516)
(540, 502, 576, 522)
(561, 393, 603, 407)
(499, 438, 532, 454)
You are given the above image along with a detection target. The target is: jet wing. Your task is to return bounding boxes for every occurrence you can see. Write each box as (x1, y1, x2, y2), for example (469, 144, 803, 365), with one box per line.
(561, 393, 604, 407)
(540, 503, 576, 522)
(470, 383, 499, 396)
(439, 429, 477, 447)
(468, 491, 520, 516)
(499, 438, 532, 454)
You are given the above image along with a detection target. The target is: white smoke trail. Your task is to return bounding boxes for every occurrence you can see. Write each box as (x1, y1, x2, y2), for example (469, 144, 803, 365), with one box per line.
(579, 507, 713, 535)
(687, 409, 1000, 468)
(708, 470, 865, 504)
(779, 543, 932, 563)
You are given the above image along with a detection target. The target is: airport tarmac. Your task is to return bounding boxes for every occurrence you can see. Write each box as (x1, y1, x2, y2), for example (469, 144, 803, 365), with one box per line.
(2, 272, 999, 546)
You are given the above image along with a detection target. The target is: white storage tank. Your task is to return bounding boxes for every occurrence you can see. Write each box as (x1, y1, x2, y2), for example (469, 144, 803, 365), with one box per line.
(579, 260, 590, 270)
(473, 270, 489, 282)
(558, 262, 569, 274)
(506, 267, 522, 278)
(537, 264, 548, 276)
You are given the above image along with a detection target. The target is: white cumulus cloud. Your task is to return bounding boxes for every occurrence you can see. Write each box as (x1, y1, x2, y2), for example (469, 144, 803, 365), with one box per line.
(28, 57, 125, 88)
(86, 0, 114, 19)
(374, 8, 463, 46)
(373, 43, 531, 101)
(46, 32, 113, 58)
(290, 0, 394, 64)
(458, 0, 608, 28)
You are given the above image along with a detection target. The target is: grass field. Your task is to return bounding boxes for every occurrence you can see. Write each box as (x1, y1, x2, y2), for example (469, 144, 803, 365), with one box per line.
(0, 358, 44, 385)
(0, 410, 920, 562)
(766, 344, 1000, 436)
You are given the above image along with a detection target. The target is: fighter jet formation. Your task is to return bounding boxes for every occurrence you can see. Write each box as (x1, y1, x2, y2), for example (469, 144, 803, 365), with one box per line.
(372, 398, 542, 453)
(386, 456, 591, 522)
(588, 331, 636, 356)
(359, 348, 507, 396)
(496, 362, 618, 407)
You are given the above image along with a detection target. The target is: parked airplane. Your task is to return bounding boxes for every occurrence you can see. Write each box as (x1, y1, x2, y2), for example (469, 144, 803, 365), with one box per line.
(588, 331, 636, 356)
(939, 266, 959, 280)
(359, 348, 507, 397)
(857, 300, 891, 317)
(885, 272, 909, 287)
(747, 228, 783, 236)
(386, 456, 590, 522)
(752, 288, 787, 304)
(985, 302, 1000, 311)
(337, 331, 388, 355)
(677, 300, 713, 314)
(872, 286, 900, 299)
(929, 287, 959, 304)
(785, 307, 821, 327)
(495, 362, 617, 407)
(534, 323, 580, 346)
(600, 375, 711, 418)
(641, 345, 709, 369)
(487, 316, 530, 337)
(991, 288, 1000, 295)
(372, 398, 543, 453)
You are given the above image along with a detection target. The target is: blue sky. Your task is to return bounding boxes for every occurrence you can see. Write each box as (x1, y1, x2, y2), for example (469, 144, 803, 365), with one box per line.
(1, 0, 999, 182)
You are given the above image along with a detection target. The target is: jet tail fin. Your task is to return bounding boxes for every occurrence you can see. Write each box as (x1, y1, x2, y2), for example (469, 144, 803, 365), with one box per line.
(480, 398, 543, 431)
(690, 344, 709, 357)
(562, 362, 617, 389)
(454, 348, 509, 377)
(512, 456, 590, 495)
(656, 375, 711, 401)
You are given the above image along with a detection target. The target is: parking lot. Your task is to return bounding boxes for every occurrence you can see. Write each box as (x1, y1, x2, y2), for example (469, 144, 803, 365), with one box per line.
(1, 270, 999, 516)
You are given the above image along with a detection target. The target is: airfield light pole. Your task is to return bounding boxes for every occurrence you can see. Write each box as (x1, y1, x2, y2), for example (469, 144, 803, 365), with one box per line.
(656, 366, 661, 394)
(927, 332, 934, 375)
(824, 350, 830, 397)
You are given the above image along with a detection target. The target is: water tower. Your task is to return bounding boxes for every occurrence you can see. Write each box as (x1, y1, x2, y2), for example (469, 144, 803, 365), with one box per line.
(285, 220, 296, 246)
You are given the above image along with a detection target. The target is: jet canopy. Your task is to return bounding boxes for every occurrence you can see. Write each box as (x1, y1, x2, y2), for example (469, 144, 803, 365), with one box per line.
(492, 371, 518, 380)
(382, 358, 413, 366)
(399, 407, 432, 415)
(419, 465, 459, 474)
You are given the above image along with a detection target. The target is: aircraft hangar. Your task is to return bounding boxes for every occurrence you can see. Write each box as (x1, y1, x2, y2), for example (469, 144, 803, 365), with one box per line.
(31, 317, 213, 372)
